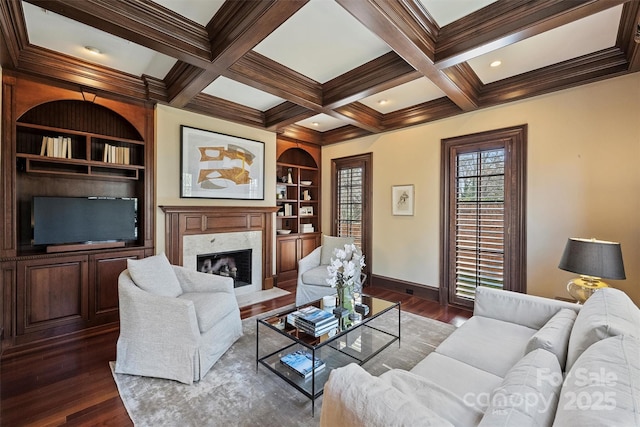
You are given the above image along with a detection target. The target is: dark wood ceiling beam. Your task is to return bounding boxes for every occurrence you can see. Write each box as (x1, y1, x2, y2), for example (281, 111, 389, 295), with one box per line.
(185, 93, 265, 128)
(264, 102, 316, 131)
(16, 45, 149, 100)
(323, 51, 422, 109)
(0, 0, 27, 67)
(321, 125, 372, 145)
(617, 0, 640, 71)
(168, 0, 308, 108)
(382, 97, 462, 130)
(479, 47, 629, 106)
(331, 103, 384, 133)
(337, 0, 478, 111)
(24, 0, 213, 68)
(226, 51, 323, 109)
(280, 124, 323, 145)
(436, 0, 629, 69)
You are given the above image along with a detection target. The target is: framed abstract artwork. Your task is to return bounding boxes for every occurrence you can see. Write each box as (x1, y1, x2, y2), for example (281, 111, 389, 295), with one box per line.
(392, 184, 414, 216)
(180, 125, 265, 200)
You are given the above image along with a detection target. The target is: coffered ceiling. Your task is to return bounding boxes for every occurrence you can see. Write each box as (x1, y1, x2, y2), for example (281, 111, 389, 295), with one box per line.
(1, 0, 639, 145)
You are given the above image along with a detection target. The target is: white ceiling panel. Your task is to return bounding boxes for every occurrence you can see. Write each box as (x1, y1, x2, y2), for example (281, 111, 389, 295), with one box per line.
(468, 5, 623, 84)
(253, 0, 391, 83)
(202, 76, 285, 111)
(360, 77, 446, 113)
(296, 113, 346, 132)
(418, 0, 498, 27)
(152, 0, 225, 25)
(22, 2, 175, 79)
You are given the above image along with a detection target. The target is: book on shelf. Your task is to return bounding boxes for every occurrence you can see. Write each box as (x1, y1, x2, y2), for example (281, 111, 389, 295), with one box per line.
(280, 350, 325, 379)
(40, 136, 72, 159)
(103, 143, 131, 165)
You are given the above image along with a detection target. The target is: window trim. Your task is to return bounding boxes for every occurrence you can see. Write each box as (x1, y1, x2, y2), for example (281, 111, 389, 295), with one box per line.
(331, 153, 373, 282)
(440, 125, 527, 308)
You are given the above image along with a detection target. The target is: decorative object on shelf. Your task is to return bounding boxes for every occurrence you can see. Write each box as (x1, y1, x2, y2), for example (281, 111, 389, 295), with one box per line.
(301, 180, 312, 185)
(287, 168, 293, 184)
(300, 206, 314, 216)
(327, 243, 365, 317)
(392, 184, 414, 216)
(277, 229, 292, 235)
(558, 237, 626, 304)
(302, 189, 311, 200)
(180, 125, 264, 200)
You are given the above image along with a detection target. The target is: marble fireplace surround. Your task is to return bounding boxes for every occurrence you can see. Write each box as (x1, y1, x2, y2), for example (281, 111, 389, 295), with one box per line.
(160, 206, 279, 290)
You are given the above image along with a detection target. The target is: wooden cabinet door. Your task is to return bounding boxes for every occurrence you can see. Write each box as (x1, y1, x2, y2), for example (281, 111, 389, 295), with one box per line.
(89, 250, 144, 323)
(299, 234, 321, 259)
(277, 236, 298, 276)
(16, 255, 88, 339)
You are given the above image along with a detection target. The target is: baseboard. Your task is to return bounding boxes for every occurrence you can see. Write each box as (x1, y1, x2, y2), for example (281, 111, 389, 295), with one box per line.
(370, 274, 440, 302)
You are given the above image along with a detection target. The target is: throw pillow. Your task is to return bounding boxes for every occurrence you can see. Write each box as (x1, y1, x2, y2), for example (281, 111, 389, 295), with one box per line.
(478, 349, 562, 427)
(320, 235, 354, 266)
(554, 335, 640, 426)
(525, 308, 577, 370)
(565, 287, 640, 371)
(127, 252, 182, 297)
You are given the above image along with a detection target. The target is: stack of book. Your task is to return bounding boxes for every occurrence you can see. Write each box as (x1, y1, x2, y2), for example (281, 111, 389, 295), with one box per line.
(301, 224, 315, 233)
(280, 350, 325, 379)
(289, 306, 338, 337)
(40, 136, 72, 159)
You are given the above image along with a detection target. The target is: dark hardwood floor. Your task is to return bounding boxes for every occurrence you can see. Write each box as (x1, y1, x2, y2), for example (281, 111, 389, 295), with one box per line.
(0, 283, 471, 426)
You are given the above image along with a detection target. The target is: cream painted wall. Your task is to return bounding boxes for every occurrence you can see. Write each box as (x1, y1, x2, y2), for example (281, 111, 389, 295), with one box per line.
(154, 104, 277, 254)
(321, 73, 640, 304)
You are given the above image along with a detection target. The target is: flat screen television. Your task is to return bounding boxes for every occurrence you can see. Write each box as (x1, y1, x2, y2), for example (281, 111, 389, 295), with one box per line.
(33, 196, 137, 246)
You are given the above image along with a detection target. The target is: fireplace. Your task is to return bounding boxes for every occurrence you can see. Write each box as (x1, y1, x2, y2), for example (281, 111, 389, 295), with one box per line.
(197, 249, 252, 288)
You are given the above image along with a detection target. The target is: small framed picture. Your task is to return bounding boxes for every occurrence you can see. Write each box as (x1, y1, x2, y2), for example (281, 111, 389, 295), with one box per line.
(299, 206, 314, 216)
(392, 185, 414, 216)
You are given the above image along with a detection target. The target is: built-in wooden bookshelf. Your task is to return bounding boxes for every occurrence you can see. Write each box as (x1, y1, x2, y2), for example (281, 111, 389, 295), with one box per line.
(0, 72, 155, 356)
(275, 137, 322, 287)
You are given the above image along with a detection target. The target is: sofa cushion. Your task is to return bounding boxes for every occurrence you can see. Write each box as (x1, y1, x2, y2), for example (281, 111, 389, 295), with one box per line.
(435, 316, 537, 377)
(301, 265, 333, 287)
(411, 352, 503, 407)
(320, 235, 354, 266)
(178, 291, 237, 333)
(478, 349, 562, 427)
(127, 253, 182, 298)
(553, 335, 640, 426)
(380, 368, 485, 427)
(566, 287, 640, 371)
(525, 308, 577, 370)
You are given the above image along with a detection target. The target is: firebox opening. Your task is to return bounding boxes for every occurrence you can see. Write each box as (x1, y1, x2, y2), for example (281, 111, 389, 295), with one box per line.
(197, 249, 252, 288)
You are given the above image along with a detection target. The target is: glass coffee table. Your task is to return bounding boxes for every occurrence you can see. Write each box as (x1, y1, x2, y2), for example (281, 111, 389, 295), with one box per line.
(256, 295, 400, 416)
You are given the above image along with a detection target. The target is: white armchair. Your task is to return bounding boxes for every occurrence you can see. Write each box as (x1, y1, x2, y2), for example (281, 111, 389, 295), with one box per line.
(115, 253, 242, 385)
(296, 236, 363, 306)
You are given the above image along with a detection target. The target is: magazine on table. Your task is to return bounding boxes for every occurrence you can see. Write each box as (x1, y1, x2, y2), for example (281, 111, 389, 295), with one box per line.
(280, 350, 326, 378)
(296, 306, 336, 327)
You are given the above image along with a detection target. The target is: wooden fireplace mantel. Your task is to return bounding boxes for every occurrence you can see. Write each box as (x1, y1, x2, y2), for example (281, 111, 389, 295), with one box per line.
(160, 206, 279, 290)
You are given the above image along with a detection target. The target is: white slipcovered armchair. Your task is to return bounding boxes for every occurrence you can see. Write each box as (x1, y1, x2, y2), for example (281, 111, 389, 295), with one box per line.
(115, 253, 242, 385)
(296, 235, 363, 306)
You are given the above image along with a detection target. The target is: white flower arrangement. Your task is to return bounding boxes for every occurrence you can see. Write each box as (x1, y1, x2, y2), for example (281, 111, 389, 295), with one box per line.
(326, 243, 365, 290)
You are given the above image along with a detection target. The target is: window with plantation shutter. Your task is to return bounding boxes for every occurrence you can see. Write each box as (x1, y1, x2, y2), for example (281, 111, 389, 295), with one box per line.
(442, 126, 527, 308)
(332, 153, 372, 282)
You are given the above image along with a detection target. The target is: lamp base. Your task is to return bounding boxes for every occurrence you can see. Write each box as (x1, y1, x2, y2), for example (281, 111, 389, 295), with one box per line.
(567, 277, 609, 304)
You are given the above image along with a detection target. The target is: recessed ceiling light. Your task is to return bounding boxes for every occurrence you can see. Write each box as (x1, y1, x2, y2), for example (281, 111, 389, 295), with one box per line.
(490, 60, 502, 68)
(312, 122, 319, 127)
(377, 99, 388, 105)
(84, 46, 102, 55)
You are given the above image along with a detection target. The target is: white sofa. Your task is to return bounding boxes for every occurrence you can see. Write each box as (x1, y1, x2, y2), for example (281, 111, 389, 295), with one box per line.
(321, 286, 640, 426)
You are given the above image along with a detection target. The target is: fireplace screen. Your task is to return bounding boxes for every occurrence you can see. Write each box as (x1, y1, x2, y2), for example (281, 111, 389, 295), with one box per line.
(197, 249, 252, 288)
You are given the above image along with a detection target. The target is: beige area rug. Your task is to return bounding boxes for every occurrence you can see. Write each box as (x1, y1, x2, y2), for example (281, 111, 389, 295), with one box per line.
(111, 309, 456, 427)
(236, 287, 290, 308)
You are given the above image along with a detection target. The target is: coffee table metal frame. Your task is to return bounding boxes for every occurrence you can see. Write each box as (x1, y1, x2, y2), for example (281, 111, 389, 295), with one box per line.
(256, 295, 401, 416)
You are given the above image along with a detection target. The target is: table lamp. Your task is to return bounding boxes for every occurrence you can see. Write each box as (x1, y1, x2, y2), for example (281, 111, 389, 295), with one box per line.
(558, 238, 625, 304)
